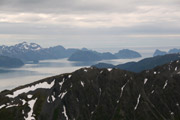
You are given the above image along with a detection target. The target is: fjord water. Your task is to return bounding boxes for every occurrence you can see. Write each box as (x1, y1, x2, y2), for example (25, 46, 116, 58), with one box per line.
(0, 58, 143, 91)
(0, 46, 177, 91)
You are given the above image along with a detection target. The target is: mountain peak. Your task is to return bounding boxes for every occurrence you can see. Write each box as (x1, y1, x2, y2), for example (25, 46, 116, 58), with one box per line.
(14, 42, 42, 51)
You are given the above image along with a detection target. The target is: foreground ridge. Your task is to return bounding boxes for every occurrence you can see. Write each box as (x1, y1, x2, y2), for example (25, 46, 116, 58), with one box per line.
(0, 60, 180, 120)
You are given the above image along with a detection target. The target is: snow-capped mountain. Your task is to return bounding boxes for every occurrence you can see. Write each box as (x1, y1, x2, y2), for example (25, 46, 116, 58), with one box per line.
(0, 60, 180, 120)
(0, 42, 78, 61)
(13, 42, 42, 51)
(0, 42, 42, 54)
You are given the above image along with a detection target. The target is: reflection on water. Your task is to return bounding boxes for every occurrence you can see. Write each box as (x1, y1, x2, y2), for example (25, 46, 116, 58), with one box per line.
(0, 58, 143, 91)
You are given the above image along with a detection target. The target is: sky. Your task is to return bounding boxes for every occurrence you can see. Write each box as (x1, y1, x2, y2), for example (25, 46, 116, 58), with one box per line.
(0, 0, 180, 52)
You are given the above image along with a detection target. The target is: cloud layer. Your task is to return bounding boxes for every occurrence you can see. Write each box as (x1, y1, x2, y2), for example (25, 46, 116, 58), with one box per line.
(0, 0, 180, 28)
(0, 0, 180, 49)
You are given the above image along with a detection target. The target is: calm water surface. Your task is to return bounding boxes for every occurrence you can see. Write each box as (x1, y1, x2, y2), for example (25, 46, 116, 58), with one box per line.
(0, 57, 143, 91)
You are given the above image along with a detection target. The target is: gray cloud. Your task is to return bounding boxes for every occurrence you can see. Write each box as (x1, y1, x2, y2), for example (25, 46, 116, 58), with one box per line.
(0, 0, 180, 49)
(0, 0, 179, 13)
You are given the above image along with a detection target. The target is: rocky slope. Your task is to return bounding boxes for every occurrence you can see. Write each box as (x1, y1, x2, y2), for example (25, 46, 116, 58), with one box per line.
(0, 60, 180, 120)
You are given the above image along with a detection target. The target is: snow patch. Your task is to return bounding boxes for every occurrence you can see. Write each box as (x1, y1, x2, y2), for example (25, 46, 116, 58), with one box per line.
(144, 78, 148, 84)
(47, 96, 50, 103)
(62, 105, 69, 120)
(22, 110, 25, 114)
(59, 91, 67, 99)
(27, 95, 33, 99)
(154, 72, 157, 75)
(20, 99, 26, 105)
(175, 67, 178, 71)
(176, 103, 179, 106)
(0, 104, 5, 109)
(100, 71, 103, 74)
(91, 111, 94, 115)
(81, 81, 85, 87)
(134, 94, 141, 110)
(70, 83, 73, 88)
(51, 95, 56, 102)
(151, 90, 154, 94)
(163, 80, 168, 89)
(170, 112, 174, 115)
(59, 78, 65, 91)
(6, 80, 55, 98)
(120, 81, 128, 98)
(25, 98, 37, 120)
(99, 88, 102, 94)
(84, 69, 88, 72)
(107, 68, 112, 72)
(6, 104, 19, 108)
(68, 75, 72, 78)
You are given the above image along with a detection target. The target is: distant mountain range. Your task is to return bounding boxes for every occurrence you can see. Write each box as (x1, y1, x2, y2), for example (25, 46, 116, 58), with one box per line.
(0, 59, 180, 120)
(93, 53, 180, 73)
(0, 42, 142, 62)
(153, 48, 180, 57)
(68, 49, 141, 61)
(0, 42, 78, 62)
(0, 56, 24, 68)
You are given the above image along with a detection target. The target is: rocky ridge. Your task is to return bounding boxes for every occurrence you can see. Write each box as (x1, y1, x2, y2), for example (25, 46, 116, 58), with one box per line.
(0, 60, 180, 120)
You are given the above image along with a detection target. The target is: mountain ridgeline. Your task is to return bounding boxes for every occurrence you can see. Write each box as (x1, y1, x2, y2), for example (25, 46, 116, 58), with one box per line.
(153, 48, 180, 57)
(93, 53, 180, 73)
(0, 59, 180, 120)
(68, 49, 141, 61)
(0, 42, 78, 62)
(0, 42, 142, 62)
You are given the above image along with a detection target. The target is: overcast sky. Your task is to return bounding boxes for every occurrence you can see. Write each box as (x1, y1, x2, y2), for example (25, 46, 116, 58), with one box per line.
(0, 0, 180, 51)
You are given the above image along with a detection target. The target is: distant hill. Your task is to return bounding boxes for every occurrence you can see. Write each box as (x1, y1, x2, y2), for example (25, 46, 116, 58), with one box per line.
(153, 48, 180, 56)
(0, 56, 24, 68)
(0, 60, 180, 119)
(114, 49, 141, 59)
(93, 53, 180, 72)
(168, 48, 180, 54)
(69, 49, 141, 62)
(68, 50, 103, 61)
(153, 49, 167, 56)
